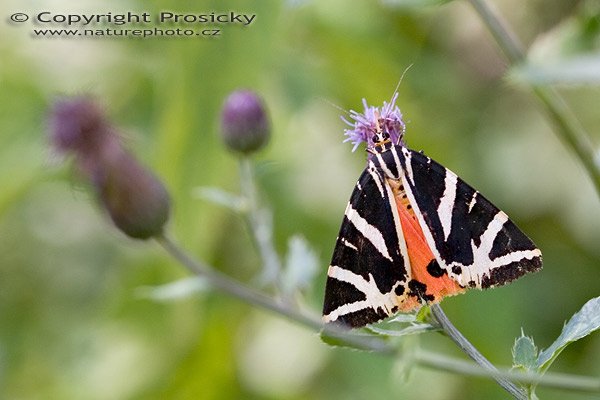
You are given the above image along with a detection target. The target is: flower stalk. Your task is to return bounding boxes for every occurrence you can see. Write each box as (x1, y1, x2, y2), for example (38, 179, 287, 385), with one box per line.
(468, 0, 600, 197)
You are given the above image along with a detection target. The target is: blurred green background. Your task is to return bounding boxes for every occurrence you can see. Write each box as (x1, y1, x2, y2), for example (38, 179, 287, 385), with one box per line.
(1, 0, 600, 399)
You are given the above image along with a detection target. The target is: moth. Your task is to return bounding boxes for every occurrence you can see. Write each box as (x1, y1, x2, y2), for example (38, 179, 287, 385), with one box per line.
(322, 95, 542, 328)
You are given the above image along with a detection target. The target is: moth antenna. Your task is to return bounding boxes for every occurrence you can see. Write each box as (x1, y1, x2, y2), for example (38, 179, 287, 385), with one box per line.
(391, 63, 414, 99)
(320, 96, 350, 116)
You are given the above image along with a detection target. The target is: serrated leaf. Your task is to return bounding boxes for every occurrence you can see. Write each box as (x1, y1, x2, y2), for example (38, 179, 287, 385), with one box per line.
(135, 277, 209, 302)
(193, 186, 247, 212)
(281, 235, 319, 296)
(512, 330, 538, 371)
(537, 296, 600, 371)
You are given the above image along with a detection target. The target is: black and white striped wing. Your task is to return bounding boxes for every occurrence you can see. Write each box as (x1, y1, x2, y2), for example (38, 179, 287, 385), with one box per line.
(397, 147, 542, 289)
(322, 161, 411, 327)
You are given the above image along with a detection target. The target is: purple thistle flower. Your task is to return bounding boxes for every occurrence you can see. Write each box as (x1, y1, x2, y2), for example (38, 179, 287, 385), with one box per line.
(49, 96, 113, 156)
(342, 92, 406, 152)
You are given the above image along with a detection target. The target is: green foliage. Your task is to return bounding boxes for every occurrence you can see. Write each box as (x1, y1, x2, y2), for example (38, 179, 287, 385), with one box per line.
(366, 316, 438, 337)
(537, 296, 600, 372)
(512, 56, 600, 86)
(512, 297, 600, 398)
(511, 0, 600, 85)
(194, 186, 247, 213)
(136, 277, 210, 302)
(282, 234, 319, 297)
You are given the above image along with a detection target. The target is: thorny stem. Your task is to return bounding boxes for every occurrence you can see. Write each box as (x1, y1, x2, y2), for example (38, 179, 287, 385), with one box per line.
(468, 0, 600, 196)
(431, 305, 527, 399)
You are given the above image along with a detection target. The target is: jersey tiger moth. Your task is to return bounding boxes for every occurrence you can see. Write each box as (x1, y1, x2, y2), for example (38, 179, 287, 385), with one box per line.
(322, 94, 542, 328)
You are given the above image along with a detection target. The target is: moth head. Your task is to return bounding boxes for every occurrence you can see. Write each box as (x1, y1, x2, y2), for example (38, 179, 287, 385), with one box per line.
(372, 129, 390, 145)
(366, 129, 394, 155)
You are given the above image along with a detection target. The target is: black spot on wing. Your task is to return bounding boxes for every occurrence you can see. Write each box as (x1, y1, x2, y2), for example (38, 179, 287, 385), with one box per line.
(408, 280, 434, 302)
(394, 285, 405, 296)
(322, 277, 366, 316)
(426, 259, 446, 277)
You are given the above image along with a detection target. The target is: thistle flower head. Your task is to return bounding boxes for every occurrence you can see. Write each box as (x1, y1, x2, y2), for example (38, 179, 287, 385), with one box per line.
(342, 92, 405, 152)
(49, 96, 112, 155)
(48, 96, 170, 240)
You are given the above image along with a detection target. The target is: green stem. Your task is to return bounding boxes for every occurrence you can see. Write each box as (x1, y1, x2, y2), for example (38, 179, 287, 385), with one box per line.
(431, 305, 526, 399)
(467, 0, 526, 64)
(468, 0, 600, 196)
(238, 157, 283, 288)
(156, 233, 390, 352)
(157, 234, 311, 326)
(416, 349, 600, 392)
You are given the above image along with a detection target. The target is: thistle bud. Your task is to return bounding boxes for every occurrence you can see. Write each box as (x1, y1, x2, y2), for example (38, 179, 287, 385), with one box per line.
(49, 96, 170, 240)
(220, 90, 270, 154)
(92, 147, 170, 239)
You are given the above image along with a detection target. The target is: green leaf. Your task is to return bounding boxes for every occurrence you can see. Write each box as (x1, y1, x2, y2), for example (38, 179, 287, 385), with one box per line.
(281, 235, 319, 296)
(388, 314, 419, 324)
(319, 329, 385, 351)
(537, 296, 600, 371)
(366, 311, 439, 337)
(366, 323, 437, 337)
(135, 277, 209, 302)
(512, 330, 538, 371)
(515, 4, 600, 86)
(527, 4, 600, 60)
(510, 56, 600, 85)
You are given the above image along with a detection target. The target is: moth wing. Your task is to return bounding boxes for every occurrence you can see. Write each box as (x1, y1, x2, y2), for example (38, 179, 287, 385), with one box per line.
(322, 163, 411, 327)
(397, 147, 542, 289)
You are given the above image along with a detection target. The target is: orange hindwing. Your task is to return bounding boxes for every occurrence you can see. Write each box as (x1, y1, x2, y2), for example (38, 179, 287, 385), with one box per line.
(388, 178, 465, 311)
